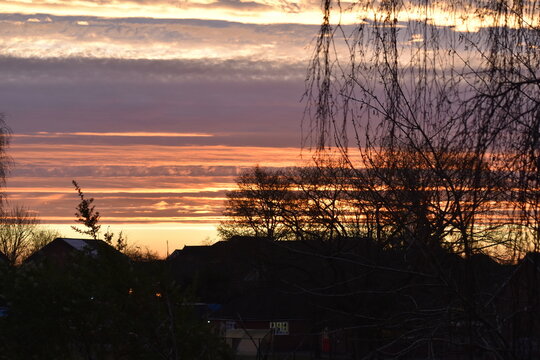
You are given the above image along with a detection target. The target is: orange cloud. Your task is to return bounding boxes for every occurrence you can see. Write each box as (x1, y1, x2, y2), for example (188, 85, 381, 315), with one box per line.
(6, 141, 308, 255)
(10, 144, 303, 167)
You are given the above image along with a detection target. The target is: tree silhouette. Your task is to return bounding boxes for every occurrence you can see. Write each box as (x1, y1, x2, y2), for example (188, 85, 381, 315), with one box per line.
(299, 1, 540, 357)
(72, 180, 101, 240)
(71, 180, 128, 252)
(218, 166, 293, 240)
(0, 205, 39, 265)
(305, 0, 540, 258)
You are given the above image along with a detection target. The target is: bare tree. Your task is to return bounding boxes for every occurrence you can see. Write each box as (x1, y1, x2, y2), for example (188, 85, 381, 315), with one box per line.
(305, 0, 540, 256)
(286, 154, 363, 241)
(218, 166, 294, 240)
(299, 0, 540, 357)
(220, 157, 364, 242)
(0, 205, 39, 265)
(26, 227, 61, 255)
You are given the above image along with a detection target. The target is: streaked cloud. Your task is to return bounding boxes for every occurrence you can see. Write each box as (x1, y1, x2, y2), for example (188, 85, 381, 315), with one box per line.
(0, 0, 330, 25)
(9, 144, 304, 167)
(0, 14, 318, 61)
(2, 0, 535, 32)
(6, 140, 305, 233)
(0, 56, 307, 85)
(15, 131, 214, 138)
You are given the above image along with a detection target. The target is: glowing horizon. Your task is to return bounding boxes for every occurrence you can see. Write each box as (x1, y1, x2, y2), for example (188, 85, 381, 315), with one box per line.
(5, 136, 308, 256)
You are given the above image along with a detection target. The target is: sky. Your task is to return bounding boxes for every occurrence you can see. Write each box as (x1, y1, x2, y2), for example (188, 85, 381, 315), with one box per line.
(0, 1, 329, 256)
(0, 0, 521, 256)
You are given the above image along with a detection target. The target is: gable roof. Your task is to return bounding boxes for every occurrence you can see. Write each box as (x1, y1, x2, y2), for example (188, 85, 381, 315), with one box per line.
(25, 237, 123, 264)
(63, 239, 95, 252)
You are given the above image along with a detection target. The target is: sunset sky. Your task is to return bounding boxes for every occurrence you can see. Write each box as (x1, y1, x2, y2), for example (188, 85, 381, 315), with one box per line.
(0, 1, 328, 255)
(0, 0, 519, 256)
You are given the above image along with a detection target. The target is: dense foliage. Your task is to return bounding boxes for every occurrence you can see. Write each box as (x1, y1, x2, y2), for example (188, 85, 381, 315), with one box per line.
(0, 252, 231, 360)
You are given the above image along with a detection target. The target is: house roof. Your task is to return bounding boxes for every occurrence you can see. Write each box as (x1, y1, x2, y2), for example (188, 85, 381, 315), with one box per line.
(25, 237, 124, 264)
(63, 239, 95, 251)
(51, 238, 115, 252)
(167, 236, 384, 312)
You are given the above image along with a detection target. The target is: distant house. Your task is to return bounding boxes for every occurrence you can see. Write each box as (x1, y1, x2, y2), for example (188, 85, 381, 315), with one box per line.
(167, 236, 273, 303)
(169, 236, 531, 358)
(167, 236, 377, 357)
(25, 238, 124, 266)
(209, 289, 315, 357)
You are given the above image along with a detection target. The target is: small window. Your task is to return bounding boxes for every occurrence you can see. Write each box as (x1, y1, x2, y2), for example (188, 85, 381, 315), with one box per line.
(270, 321, 289, 335)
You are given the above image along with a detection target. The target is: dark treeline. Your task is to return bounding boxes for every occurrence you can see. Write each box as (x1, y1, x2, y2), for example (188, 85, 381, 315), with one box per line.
(0, 248, 232, 360)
